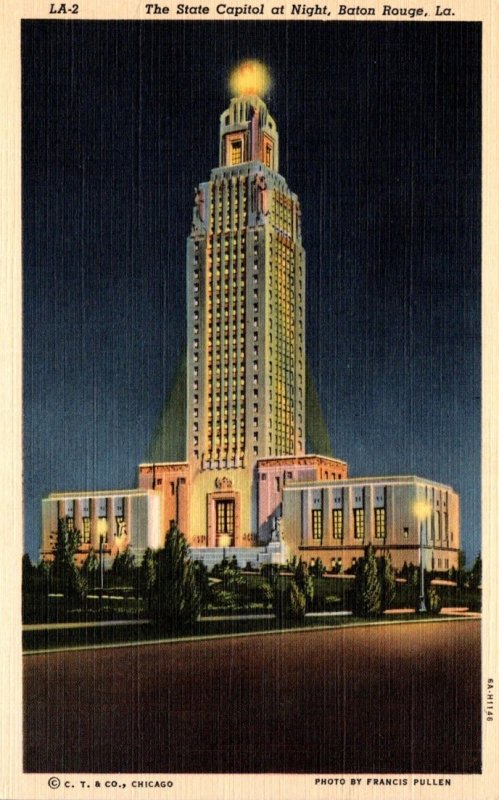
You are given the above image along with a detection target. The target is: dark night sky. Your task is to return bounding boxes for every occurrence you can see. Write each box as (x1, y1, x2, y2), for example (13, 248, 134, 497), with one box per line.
(22, 21, 481, 562)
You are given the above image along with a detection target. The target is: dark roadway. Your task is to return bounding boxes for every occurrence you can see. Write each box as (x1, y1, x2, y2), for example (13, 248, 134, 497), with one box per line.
(24, 620, 480, 774)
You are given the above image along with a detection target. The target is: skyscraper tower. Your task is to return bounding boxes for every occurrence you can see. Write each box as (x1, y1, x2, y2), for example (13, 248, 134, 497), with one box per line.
(110, 63, 344, 556)
(182, 62, 307, 547)
(187, 71, 306, 472)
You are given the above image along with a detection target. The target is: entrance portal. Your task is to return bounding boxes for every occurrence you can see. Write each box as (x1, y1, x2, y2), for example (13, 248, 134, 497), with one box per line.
(216, 499, 235, 547)
(207, 482, 241, 548)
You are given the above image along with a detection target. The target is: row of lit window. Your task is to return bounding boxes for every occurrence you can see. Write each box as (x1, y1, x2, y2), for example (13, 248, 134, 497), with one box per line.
(208, 437, 246, 452)
(273, 262, 302, 283)
(207, 416, 246, 429)
(206, 256, 247, 273)
(62, 513, 126, 544)
(207, 279, 247, 295)
(273, 208, 293, 233)
(206, 381, 247, 397)
(209, 290, 247, 304)
(270, 285, 303, 305)
(208, 301, 249, 317)
(206, 393, 249, 407)
(207, 410, 246, 422)
(206, 397, 247, 412)
(207, 318, 246, 335)
(272, 406, 296, 421)
(207, 237, 247, 255)
(210, 189, 248, 231)
(207, 414, 246, 429)
(207, 437, 246, 448)
(207, 356, 246, 372)
(207, 419, 249, 445)
(208, 364, 244, 377)
(207, 400, 247, 417)
(207, 373, 247, 390)
(311, 508, 387, 540)
(271, 418, 296, 432)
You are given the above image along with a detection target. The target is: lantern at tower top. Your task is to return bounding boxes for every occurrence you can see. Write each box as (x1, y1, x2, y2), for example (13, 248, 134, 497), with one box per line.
(229, 60, 272, 98)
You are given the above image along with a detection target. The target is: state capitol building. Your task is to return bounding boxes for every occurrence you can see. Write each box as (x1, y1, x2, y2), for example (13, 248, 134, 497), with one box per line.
(41, 62, 460, 575)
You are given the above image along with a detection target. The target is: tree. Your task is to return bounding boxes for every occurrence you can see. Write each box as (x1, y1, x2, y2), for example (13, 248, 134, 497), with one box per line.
(151, 525, 201, 629)
(468, 553, 482, 590)
(261, 563, 280, 582)
(192, 560, 210, 606)
(37, 559, 52, 591)
(211, 557, 243, 592)
(406, 563, 419, 587)
(272, 574, 306, 621)
(426, 586, 442, 614)
(52, 518, 86, 604)
(259, 580, 274, 611)
(286, 555, 299, 573)
(379, 553, 396, 611)
(22, 554, 37, 623)
(353, 544, 382, 617)
(140, 547, 157, 611)
(310, 557, 326, 579)
(273, 558, 314, 619)
(110, 547, 136, 586)
(293, 559, 314, 608)
(81, 550, 99, 584)
(287, 580, 306, 620)
(22, 553, 36, 594)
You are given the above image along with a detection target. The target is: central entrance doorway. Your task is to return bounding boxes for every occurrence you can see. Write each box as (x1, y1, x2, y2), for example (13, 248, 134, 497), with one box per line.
(207, 480, 240, 548)
(216, 498, 235, 547)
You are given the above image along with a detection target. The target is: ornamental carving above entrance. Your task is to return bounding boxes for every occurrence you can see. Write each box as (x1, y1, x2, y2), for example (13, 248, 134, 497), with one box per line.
(215, 476, 233, 491)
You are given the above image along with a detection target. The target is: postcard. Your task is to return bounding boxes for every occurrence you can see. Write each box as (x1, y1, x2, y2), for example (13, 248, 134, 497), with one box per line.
(1, 1, 497, 798)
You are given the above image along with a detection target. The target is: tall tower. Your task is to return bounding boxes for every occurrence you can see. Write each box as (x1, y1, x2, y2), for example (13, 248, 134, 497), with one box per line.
(187, 78, 305, 469)
(185, 64, 306, 546)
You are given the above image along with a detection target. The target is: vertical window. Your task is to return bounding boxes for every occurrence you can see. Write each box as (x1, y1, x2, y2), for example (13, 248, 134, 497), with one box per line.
(82, 517, 91, 544)
(231, 141, 242, 165)
(353, 509, 365, 539)
(374, 508, 386, 538)
(332, 509, 343, 539)
(216, 500, 235, 543)
(265, 144, 272, 168)
(311, 509, 323, 540)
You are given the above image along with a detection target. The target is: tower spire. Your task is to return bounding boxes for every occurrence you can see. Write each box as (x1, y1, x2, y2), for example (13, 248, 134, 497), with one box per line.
(219, 95, 278, 170)
(219, 61, 278, 170)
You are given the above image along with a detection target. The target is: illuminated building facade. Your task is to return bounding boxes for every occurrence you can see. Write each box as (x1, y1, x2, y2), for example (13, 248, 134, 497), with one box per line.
(137, 86, 324, 555)
(41, 489, 161, 567)
(282, 475, 460, 573)
(41, 65, 461, 572)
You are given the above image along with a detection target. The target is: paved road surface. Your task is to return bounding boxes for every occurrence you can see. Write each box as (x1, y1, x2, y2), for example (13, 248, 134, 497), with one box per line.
(24, 620, 480, 774)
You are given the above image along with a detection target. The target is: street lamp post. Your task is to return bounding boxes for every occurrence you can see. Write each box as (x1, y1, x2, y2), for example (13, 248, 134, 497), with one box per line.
(418, 526, 427, 613)
(413, 500, 432, 614)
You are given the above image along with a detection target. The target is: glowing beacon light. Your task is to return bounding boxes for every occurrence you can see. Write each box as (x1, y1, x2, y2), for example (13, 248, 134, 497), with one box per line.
(229, 59, 271, 97)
